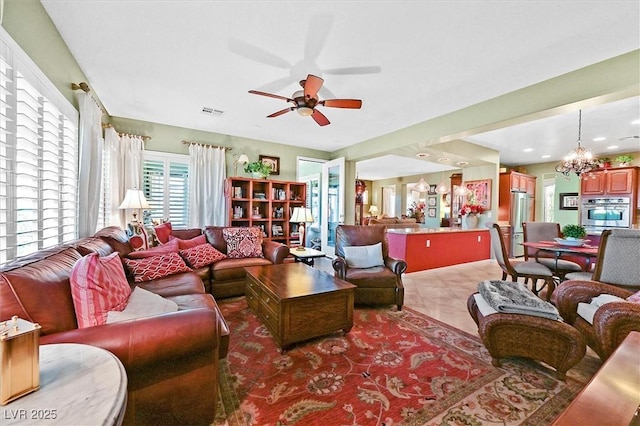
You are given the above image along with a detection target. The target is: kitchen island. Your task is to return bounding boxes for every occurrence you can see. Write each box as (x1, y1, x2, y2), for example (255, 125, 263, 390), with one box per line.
(387, 227, 491, 273)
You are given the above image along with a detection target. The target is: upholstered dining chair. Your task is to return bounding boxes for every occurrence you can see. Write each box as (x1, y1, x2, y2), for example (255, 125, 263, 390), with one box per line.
(486, 222, 556, 301)
(564, 228, 640, 291)
(332, 225, 406, 310)
(522, 222, 583, 280)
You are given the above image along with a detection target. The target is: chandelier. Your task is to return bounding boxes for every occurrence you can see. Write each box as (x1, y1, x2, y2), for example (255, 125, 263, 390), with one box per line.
(555, 110, 599, 177)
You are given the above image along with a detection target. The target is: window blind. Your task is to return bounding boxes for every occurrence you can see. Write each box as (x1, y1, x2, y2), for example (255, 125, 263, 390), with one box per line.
(0, 27, 79, 264)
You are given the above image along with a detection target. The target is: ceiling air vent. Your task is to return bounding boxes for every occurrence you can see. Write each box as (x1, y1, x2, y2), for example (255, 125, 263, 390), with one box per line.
(201, 106, 225, 117)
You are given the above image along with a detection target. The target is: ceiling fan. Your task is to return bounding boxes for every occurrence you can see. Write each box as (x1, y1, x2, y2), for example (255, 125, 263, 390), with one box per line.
(248, 74, 362, 126)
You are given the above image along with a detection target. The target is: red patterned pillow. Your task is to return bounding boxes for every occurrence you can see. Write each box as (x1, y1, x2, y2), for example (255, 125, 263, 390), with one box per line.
(222, 227, 264, 259)
(179, 243, 226, 268)
(70, 252, 132, 328)
(170, 234, 207, 250)
(127, 238, 179, 259)
(128, 222, 160, 250)
(154, 222, 173, 244)
(123, 252, 192, 283)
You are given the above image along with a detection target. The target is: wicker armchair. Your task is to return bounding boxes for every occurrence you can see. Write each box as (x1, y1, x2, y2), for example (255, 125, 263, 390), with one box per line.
(332, 225, 405, 310)
(554, 280, 640, 361)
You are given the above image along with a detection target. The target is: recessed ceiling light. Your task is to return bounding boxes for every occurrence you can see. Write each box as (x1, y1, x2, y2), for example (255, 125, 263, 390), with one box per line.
(523, 148, 533, 152)
(438, 157, 450, 162)
(593, 137, 606, 142)
(456, 161, 469, 166)
(416, 152, 429, 158)
(541, 154, 551, 159)
(607, 145, 619, 149)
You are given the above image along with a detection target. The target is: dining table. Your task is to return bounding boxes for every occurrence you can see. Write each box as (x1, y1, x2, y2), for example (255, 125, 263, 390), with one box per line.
(521, 241, 599, 274)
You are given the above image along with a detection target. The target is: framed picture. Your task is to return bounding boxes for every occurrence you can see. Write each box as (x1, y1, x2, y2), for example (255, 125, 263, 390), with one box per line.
(464, 179, 492, 209)
(559, 192, 579, 210)
(428, 196, 437, 207)
(428, 207, 436, 218)
(428, 184, 437, 195)
(259, 155, 280, 175)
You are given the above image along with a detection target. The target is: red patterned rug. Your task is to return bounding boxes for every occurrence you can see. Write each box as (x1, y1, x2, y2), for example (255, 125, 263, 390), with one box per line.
(214, 297, 589, 425)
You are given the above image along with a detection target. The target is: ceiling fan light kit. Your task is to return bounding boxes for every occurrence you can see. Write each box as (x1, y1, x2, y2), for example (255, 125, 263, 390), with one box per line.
(249, 74, 362, 126)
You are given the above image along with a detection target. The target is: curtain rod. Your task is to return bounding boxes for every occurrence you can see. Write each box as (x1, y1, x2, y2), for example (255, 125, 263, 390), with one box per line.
(72, 81, 107, 115)
(181, 140, 232, 151)
(102, 123, 151, 141)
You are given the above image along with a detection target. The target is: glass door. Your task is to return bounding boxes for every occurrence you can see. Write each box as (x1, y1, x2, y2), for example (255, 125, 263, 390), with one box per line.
(321, 158, 345, 257)
(298, 172, 321, 249)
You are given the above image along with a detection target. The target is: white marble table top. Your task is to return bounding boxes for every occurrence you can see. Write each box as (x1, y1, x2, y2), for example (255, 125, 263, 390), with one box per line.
(1, 343, 127, 425)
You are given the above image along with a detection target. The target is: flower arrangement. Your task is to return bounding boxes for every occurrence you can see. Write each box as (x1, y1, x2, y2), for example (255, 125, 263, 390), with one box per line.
(459, 203, 485, 216)
(407, 201, 425, 218)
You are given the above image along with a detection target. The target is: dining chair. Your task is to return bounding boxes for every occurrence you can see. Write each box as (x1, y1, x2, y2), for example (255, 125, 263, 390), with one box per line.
(564, 228, 640, 290)
(522, 222, 583, 280)
(486, 222, 556, 301)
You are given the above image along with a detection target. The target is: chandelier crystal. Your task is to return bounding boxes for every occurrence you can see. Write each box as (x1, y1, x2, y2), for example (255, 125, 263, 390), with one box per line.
(555, 110, 599, 177)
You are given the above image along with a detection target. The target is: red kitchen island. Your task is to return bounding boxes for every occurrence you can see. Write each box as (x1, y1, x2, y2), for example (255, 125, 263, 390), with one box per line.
(387, 228, 491, 273)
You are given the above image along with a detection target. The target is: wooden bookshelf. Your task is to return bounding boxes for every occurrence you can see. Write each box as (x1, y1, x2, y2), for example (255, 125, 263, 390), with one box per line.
(227, 177, 306, 247)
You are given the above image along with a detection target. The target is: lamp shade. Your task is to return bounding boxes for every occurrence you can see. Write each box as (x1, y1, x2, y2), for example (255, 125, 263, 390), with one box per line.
(290, 207, 314, 223)
(413, 177, 429, 192)
(118, 189, 150, 210)
(368, 205, 379, 216)
(237, 154, 249, 164)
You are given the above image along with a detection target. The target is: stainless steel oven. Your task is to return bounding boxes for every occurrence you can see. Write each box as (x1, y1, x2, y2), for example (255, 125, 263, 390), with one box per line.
(580, 197, 631, 229)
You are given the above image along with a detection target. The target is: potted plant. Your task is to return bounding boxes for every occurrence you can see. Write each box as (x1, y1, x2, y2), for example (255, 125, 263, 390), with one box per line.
(561, 224, 587, 240)
(597, 157, 612, 169)
(615, 155, 634, 167)
(244, 161, 272, 179)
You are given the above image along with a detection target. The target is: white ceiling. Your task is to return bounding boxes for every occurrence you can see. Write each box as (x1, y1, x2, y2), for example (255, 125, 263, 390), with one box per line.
(41, 1, 640, 180)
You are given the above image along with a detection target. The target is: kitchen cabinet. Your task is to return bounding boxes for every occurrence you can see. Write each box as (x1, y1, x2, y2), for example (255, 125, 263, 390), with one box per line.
(581, 167, 636, 196)
(499, 171, 537, 223)
(227, 177, 306, 247)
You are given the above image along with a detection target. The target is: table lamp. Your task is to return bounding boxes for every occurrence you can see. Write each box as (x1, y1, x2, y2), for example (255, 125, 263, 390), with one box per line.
(368, 205, 379, 218)
(290, 207, 314, 250)
(233, 154, 249, 176)
(118, 189, 150, 222)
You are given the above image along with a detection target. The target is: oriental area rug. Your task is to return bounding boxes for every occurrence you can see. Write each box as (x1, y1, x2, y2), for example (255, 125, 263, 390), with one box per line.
(214, 298, 589, 426)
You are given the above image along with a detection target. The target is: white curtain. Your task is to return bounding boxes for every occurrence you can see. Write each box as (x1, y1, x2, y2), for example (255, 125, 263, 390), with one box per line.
(188, 144, 226, 227)
(104, 127, 144, 228)
(76, 92, 104, 237)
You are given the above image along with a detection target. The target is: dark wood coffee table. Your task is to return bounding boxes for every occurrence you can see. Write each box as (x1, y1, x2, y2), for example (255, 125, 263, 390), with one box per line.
(245, 263, 356, 352)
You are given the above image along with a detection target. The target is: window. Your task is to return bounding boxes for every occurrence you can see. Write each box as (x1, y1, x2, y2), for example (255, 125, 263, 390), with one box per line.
(142, 152, 189, 228)
(0, 27, 79, 265)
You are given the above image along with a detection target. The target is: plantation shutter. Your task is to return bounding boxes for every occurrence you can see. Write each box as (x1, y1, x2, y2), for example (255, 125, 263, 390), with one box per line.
(142, 153, 189, 228)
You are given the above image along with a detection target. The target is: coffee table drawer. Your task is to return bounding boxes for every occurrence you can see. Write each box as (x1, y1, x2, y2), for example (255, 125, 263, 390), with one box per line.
(246, 277, 261, 312)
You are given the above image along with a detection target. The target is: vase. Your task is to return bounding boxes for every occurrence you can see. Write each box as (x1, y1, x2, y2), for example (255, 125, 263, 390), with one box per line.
(465, 214, 479, 229)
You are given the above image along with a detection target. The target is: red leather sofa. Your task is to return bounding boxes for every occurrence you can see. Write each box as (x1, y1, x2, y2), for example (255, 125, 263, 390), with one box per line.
(0, 235, 223, 425)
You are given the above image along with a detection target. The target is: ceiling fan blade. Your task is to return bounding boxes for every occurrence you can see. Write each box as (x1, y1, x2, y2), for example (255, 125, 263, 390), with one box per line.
(321, 99, 362, 109)
(304, 74, 324, 100)
(228, 38, 292, 69)
(267, 107, 294, 118)
(248, 90, 292, 102)
(322, 66, 382, 75)
(303, 15, 334, 62)
(311, 109, 330, 126)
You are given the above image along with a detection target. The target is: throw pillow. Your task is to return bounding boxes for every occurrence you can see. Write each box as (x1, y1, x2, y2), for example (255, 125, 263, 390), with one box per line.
(106, 286, 178, 323)
(123, 252, 192, 283)
(154, 222, 173, 244)
(223, 227, 264, 258)
(170, 234, 207, 250)
(128, 222, 160, 250)
(70, 252, 132, 328)
(179, 243, 226, 268)
(126, 238, 179, 259)
(343, 242, 384, 268)
(627, 290, 640, 304)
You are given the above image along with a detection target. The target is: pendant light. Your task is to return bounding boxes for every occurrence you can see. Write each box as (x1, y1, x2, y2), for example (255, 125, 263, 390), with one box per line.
(413, 175, 429, 192)
(455, 162, 471, 196)
(555, 110, 598, 177)
(435, 158, 450, 194)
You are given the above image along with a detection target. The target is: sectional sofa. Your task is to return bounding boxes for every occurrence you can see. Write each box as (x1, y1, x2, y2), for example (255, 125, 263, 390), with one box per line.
(0, 224, 290, 425)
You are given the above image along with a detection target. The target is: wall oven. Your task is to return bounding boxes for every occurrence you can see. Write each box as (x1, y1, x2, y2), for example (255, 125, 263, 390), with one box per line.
(580, 197, 631, 229)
